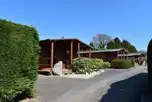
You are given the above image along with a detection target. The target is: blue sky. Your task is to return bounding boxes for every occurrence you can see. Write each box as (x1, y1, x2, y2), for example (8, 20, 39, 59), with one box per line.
(0, 0, 152, 51)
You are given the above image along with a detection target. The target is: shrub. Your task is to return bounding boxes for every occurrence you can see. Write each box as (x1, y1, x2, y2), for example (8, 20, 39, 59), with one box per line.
(111, 59, 133, 69)
(72, 57, 110, 74)
(103, 62, 111, 68)
(148, 39, 152, 90)
(0, 19, 40, 101)
(131, 59, 135, 67)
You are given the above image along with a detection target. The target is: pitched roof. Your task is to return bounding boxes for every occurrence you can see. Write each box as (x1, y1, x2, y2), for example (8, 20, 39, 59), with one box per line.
(80, 48, 128, 54)
(118, 52, 146, 57)
(40, 38, 91, 48)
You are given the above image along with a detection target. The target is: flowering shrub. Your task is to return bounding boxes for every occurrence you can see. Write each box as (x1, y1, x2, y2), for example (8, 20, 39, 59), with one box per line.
(72, 57, 110, 74)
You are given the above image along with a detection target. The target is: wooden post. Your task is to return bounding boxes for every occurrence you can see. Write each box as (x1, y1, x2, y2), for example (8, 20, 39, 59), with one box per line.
(51, 41, 54, 72)
(78, 42, 80, 58)
(117, 51, 119, 59)
(126, 52, 128, 59)
(121, 51, 123, 60)
(124, 51, 126, 60)
(122, 50, 124, 60)
(70, 40, 73, 66)
(123, 51, 125, 60)
(89, 48, 91, 58)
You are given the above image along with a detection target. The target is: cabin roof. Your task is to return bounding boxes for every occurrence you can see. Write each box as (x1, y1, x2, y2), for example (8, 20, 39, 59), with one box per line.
(40, 38, 91, 49)
(80, 48, 128, 54)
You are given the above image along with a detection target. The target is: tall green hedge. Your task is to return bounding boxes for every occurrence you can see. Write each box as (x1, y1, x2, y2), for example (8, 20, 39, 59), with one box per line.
(148, 39, 152, 90)
(0, 20, 40, 101)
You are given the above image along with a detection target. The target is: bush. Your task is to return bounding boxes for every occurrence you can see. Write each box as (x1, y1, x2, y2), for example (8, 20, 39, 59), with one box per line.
(148, 39, 152, 90)
(131, 59, 135, 67)
(72, 57, 110, 74)
(111, 59, 133, 69)
(0, 20, 40, 101)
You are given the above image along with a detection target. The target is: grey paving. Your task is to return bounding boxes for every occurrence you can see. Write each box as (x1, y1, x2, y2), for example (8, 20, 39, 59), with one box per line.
(36, 67, 147, 102)
(99, 72, 148, 102)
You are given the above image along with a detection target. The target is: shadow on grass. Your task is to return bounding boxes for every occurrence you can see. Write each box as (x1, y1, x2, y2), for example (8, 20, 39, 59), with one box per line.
(100, 73, 149, 102)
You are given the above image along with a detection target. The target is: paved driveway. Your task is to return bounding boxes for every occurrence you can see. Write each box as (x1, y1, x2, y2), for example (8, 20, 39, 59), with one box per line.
(36, 67, 147, 102)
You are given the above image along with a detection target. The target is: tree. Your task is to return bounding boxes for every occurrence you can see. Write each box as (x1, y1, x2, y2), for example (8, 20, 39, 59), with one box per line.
(107, 38, 138, 52)
(90, 34, 112, 50)
(122, 40, 137, 53)
(90, 34, 138, 52)
(107, 37, 122, 49)
(128, 45, 138, 53)
(122, 40, 131, 45)
(122, 40, 130, 49)
(107, 40, 115, 49)
(113, 37, 122, 48)
(89, 42, 96, 50)
(98, 42, 105, 50)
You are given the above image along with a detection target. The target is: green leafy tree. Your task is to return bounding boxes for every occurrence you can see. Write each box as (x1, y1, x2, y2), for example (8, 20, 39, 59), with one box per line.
(89, 42, 96, 50)
(113, 37, 122, 48)
(122, 40, 130, 49)
(122, 40, 137, 52)
(107, 37, 122, 49)
(128, 45, 138, 53)
(107, 38, 137, 52)
(107, 41, 116, 49)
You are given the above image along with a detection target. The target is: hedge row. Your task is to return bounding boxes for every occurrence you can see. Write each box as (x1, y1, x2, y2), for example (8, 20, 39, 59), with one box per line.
(0, 19, 40, 101)
(111, 59, 134, 69)
(72, 57, 110, 74)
